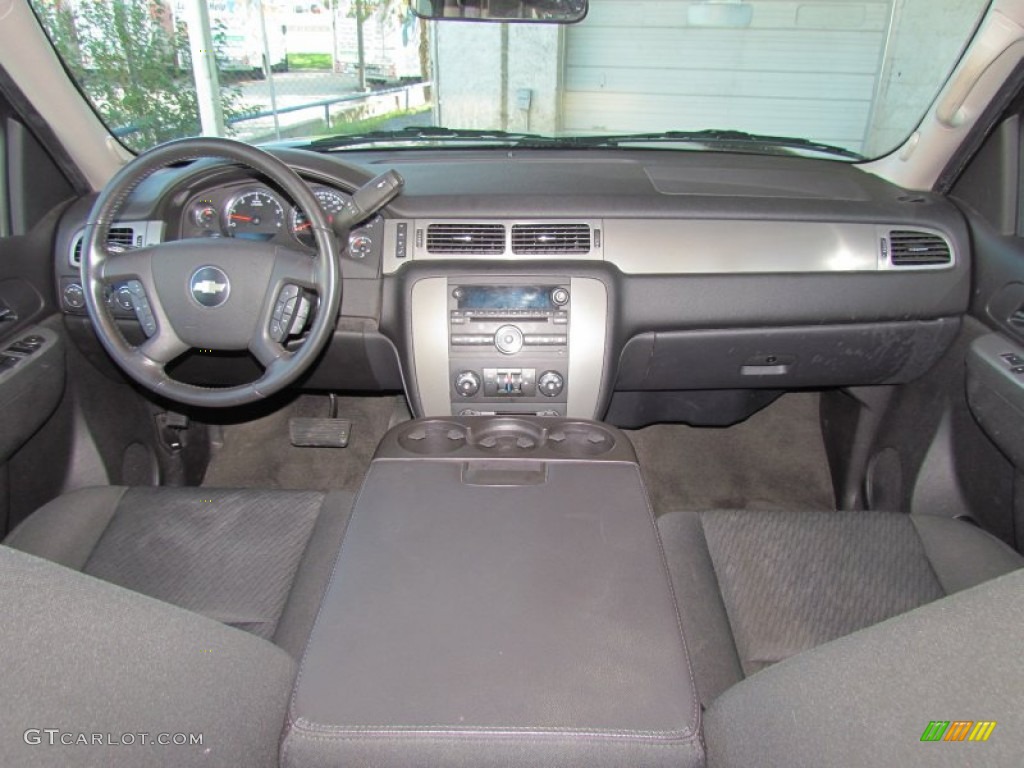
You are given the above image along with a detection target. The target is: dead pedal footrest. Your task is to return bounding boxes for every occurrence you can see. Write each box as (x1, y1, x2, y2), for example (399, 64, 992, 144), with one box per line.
(289, 418, 351, 448)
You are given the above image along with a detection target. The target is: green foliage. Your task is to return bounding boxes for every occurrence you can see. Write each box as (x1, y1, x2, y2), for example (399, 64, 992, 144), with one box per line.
(348, 0, 399, 23)
(34, 0, 253, 151)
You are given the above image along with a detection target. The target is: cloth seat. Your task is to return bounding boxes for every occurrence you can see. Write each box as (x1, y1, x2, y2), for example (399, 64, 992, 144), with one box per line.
(657, 509, 1024, 707)
(3, 485, 355, 659)
(0, 544, 297, 767)
(704, 567, 1024, 767)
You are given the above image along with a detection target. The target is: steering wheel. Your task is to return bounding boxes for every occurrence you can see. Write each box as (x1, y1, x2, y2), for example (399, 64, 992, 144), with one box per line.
(81, 137, 341, 407)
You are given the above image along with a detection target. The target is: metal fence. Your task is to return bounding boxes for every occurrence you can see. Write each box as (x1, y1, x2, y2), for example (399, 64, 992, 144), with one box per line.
(215, 1, 432, 142)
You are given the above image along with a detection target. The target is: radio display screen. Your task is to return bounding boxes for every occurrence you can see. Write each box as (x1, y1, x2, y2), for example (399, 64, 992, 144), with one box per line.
(457, 286, 554, 310)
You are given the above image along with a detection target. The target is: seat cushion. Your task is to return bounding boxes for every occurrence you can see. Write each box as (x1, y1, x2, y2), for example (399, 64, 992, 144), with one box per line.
(657, 509, 1024, 705)
(0, 545, 296, 768)
(704, 568, 1024, 768)
(4, 486, 355, 657)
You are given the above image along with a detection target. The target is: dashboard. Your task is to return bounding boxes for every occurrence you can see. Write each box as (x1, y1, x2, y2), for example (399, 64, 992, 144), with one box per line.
(52, 146, 971, 427)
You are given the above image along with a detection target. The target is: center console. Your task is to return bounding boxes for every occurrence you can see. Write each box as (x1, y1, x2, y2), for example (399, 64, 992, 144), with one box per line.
(282, 416, 702, 768)
(409, 276, 610, 419)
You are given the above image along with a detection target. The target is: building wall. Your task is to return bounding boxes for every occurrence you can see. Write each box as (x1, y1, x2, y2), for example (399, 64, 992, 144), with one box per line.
(430, 0, 990, 156)
(434, 20, 561, 131)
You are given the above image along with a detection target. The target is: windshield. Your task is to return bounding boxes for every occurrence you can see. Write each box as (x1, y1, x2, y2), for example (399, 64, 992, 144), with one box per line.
(30, 0, 991, 160)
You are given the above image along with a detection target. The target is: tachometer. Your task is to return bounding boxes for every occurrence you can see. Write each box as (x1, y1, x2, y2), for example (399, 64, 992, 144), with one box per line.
(225, 189, 285, 241)
(291, 187, 349, 247)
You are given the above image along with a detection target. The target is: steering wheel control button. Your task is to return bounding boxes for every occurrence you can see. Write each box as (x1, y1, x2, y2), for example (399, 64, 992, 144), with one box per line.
(114, 285, 135, 312)
(189, 266, 231, 308)
(538, 370, 565, 397)
(270, 284, 303, 342)
(494, 324, 524, 355)
(290, 295, 312, 334)
(455, 370, 482, 397)
(125, 280, 157, 337)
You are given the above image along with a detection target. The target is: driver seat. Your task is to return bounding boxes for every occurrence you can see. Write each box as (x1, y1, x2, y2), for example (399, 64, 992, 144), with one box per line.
(2, 485, 356, 659)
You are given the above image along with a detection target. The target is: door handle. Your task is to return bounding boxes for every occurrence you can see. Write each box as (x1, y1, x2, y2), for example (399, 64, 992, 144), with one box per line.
(1009, 305, 1024, 328)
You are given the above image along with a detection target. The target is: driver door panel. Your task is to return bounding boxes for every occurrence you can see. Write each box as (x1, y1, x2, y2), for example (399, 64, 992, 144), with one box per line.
(0, 103, 76, 534)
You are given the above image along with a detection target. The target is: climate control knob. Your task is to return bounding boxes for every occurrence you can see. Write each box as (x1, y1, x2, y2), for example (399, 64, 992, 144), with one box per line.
(538, 370, 564, 397)
(454, 370, 482, 397)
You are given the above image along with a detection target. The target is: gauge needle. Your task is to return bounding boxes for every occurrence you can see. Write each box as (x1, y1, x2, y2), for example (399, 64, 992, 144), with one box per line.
(294, 221, 312, 231)
(230, 214, 253, 222)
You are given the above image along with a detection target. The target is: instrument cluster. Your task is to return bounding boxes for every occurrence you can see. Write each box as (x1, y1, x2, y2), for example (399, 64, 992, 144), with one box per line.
(180, 182, 355, 250)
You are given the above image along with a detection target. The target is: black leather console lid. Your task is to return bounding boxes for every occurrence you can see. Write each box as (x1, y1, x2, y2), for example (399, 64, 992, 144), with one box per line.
(283, 458, 701, 768)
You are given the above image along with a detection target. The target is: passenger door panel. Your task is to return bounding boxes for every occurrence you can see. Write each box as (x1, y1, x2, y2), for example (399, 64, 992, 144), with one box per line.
(952, 113, 1024, 549)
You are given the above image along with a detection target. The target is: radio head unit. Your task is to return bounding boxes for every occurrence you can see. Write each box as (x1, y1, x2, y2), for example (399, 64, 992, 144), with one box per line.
(447, 280, 570, 416)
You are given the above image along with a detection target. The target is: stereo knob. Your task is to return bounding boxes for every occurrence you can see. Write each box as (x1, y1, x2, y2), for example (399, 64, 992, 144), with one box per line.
(494, 325, 524, 355)
(454, 370, 481, 397)
(538, 370, 564, 397)
(551, 287, 570, 306)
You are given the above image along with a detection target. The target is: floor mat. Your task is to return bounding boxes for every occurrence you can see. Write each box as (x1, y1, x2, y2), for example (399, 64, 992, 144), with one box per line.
(626, 393, 835, 514)
(202, 394, 404, 491)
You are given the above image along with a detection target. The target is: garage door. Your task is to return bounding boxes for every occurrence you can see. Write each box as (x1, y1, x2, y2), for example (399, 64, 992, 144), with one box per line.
(564, 0, 892, 154)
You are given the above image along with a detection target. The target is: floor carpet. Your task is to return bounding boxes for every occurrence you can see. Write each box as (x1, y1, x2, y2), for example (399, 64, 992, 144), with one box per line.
(626, 393, 835, 514)
(202, 391, 834, 512)
(202, 393, 405, 491)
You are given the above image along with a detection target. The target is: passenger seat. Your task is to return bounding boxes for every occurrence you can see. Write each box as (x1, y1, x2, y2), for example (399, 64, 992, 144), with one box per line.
(657, 510, 1023, 706)
(703, 567, 1024, 767)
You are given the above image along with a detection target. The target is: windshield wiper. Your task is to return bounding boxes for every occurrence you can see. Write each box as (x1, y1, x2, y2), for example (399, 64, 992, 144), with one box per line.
(527, 129, 864, 160)
(308, 126, 547, 150)
(308, 126, 863, 160)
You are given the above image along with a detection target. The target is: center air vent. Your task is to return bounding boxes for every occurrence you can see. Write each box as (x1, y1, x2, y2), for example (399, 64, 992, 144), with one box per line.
(426, 223, 505, 254)
(512, 224, 591, 254)
(888, 230, 952, 266)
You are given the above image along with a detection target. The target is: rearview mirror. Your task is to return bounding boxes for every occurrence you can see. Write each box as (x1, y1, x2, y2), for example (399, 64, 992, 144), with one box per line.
(410, 0, 588, 23)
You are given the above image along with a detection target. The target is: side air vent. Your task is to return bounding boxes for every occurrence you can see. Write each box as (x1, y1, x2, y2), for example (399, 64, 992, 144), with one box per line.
(107, 226, 135, 249)
(426, 223, 506, 254)
(511, 224, 592, 255)
(888, 230, 952, 266)
(70, 224, 157, 268)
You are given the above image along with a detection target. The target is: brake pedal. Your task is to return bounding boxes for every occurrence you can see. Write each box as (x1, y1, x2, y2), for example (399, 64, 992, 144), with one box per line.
(289, 417, 351, 448)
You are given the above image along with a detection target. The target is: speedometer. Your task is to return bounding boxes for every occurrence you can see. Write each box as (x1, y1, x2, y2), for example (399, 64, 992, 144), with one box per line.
(291, 187, 349, 247)
(225, 190, 285, 241)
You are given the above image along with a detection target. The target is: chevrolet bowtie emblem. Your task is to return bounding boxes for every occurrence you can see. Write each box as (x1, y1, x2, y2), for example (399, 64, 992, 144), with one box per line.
(193, 280, 226, 295)
(190, 266, 231, 308)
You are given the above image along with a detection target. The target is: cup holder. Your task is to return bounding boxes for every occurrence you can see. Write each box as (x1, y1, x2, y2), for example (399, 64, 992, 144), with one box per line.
(469, 419, 544, 455)
(545, 422, 617, 457)
(389, 418, 625, 460)
(397, 421, 468, 455)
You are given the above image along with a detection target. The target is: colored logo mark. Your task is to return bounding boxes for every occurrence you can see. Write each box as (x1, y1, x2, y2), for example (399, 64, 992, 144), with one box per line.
(921, 721, 996, 742)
